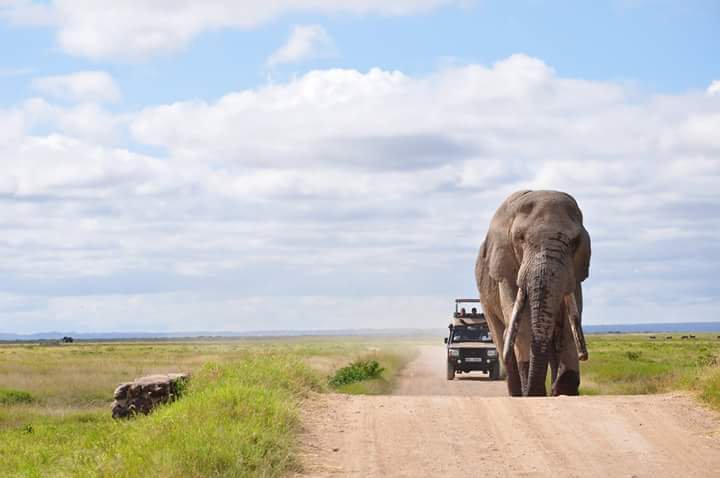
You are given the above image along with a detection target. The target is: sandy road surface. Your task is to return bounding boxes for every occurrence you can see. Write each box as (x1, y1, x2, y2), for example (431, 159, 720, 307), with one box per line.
(298, 346, 720, 477)
(393, 344, 508, 396)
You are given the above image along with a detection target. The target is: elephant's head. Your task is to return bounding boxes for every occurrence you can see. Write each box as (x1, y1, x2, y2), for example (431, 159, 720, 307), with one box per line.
(483, 190, 591, 396)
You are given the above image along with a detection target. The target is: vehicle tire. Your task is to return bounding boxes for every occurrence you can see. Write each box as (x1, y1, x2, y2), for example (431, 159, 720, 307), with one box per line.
(446, 362, 455, 380)
(489, 361, 501, 380)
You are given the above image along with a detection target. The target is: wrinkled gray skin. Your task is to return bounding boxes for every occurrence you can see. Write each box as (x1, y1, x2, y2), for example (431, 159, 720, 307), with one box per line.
(475, 190, 591, 397)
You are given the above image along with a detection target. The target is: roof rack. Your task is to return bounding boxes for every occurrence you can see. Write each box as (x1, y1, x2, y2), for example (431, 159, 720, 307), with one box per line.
(455, 298, 481, 303)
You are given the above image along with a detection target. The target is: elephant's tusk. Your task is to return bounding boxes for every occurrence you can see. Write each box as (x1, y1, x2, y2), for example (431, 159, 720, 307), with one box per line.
(565, 293, 588, 361)
(502, 288, 526, 367)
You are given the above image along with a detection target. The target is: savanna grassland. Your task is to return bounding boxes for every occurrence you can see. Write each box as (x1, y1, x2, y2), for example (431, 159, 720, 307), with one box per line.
(0, 338, 417, 477)
(1, 333, 719, 477)
(581, 333, 720, 409)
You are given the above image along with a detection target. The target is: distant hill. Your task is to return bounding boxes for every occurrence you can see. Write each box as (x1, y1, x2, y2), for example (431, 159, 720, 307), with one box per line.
(0, 328, 442, 342)
(2, 322, 720, 342)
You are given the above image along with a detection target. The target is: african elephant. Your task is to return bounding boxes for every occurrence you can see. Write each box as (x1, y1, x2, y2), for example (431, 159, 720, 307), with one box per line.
(475, 190, 591, 396)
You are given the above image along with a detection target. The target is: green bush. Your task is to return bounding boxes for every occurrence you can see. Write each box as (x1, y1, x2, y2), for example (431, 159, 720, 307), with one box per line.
(625, 351, 641, 361)
(329, 360, 385, 387)
(0, 388, 33, 405)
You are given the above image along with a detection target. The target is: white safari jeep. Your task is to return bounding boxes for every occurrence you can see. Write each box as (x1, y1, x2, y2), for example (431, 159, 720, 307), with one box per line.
(444, 299, 501, 381)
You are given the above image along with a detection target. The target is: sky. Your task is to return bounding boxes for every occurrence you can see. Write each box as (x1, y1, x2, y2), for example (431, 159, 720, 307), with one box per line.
(0, 0, 718, 333)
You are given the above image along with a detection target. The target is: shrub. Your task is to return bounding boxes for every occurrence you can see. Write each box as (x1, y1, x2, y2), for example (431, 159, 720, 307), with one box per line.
(329, 360, 385, 387)
(625, 351, 641, 361)
(0, 388, 33, 405)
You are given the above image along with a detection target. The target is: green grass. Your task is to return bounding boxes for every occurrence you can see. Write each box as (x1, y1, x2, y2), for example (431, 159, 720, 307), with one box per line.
(0, 388, 33, 405)
(581, 334, 720, 409)
(0, 338, 419, 477)
(1, 355, 321, 477)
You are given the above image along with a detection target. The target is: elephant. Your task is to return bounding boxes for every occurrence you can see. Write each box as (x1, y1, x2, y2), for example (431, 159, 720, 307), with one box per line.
(475, 190, 591, 397)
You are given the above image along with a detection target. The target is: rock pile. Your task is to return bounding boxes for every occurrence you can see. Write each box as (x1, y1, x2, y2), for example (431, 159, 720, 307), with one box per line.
(111, 373, 189, 419)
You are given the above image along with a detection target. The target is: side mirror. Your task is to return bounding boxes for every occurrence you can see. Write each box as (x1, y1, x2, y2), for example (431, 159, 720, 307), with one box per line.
(443, 337, 448, 344)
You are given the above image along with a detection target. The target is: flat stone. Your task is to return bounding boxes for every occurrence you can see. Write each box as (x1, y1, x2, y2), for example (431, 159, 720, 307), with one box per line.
(113, 383, 131, 400)
(111, 373, 189, 419)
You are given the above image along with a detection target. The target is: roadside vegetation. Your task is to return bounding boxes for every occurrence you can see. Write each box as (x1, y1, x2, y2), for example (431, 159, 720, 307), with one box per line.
(329, 348, 417, 395)
(0, 338, 418, 477)
(582, 334, 720, 410)
(330, 359, 385, 386)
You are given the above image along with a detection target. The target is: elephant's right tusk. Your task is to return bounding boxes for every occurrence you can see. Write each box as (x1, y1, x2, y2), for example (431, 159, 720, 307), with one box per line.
(565, 293, 588, 361)
(502, 288, 526, 367)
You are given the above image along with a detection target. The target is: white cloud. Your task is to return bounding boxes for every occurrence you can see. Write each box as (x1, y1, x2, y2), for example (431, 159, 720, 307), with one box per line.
(23, 98, 123, 144)
(128, 55, 649, 170)
(1, 0, 462, 60)
(31, 71, 120, 103)
(707, 80, 720, 96)
(1, 54, 719, 332)
(266, 25, 336, 67)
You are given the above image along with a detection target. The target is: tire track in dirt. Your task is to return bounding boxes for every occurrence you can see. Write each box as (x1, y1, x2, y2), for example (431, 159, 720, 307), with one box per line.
(297, 346, 720, 477)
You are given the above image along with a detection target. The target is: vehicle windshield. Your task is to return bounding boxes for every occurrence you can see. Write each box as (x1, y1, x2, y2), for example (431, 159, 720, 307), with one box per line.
(451, 325, 492, 343)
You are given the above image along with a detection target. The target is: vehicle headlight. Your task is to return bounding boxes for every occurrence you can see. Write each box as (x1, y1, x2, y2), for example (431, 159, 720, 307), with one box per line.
(486, 350, 497, 357)
(448, 349, 460, 357)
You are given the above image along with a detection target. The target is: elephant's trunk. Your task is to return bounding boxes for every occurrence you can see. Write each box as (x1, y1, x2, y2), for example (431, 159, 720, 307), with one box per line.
(526, 265, 555, 396)
(525, 235, 571, 396)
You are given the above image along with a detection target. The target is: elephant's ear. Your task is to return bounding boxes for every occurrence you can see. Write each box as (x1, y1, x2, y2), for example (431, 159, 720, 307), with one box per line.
(483, 218, 520, 286)
(574, 226, 591, 282)
(482, 190, 529, 285)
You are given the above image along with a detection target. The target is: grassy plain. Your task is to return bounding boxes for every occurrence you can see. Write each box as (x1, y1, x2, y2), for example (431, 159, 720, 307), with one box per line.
(0, 338, 418, 477)
(2, 333, 719, 476)
(582, 333, 720, 409)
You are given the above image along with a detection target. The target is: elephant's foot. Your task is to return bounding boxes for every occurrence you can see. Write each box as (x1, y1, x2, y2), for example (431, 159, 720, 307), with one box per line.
(552, 369, 580, 396)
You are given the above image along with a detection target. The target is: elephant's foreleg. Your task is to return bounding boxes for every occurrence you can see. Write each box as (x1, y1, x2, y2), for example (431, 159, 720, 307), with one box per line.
(549, 314, 565, 385)
(513, 317, 532, 395)
(497, 281, 527, 396)
(506, 354, 523, 397)
(551, 313, 581, 396)
(552, 366, 580, 396)
(484, 307, 522, 396)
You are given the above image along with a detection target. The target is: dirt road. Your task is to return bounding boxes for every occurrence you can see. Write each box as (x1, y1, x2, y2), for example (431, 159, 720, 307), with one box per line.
(298, 346, 720, 477)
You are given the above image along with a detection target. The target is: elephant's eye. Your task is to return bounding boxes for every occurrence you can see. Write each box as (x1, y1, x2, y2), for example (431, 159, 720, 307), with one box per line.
(571, 236, 581, 251)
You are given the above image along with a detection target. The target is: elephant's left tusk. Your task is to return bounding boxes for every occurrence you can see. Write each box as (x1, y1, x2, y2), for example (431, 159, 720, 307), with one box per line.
(565, 293, 588, 361)
(503, 288, 526, 367)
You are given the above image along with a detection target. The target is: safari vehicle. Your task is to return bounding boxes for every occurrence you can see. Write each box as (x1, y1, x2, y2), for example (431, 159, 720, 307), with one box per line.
(444, 299, 501, 381)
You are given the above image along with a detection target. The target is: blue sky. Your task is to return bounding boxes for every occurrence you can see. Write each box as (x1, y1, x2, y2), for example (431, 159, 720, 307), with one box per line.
(0, 0, 718, 333)
(2, 1, 718, 107)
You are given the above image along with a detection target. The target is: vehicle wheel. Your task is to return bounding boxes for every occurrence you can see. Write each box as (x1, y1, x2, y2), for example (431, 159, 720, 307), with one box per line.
(490, 361, 501, 380)
(446, 362, 455, 380)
